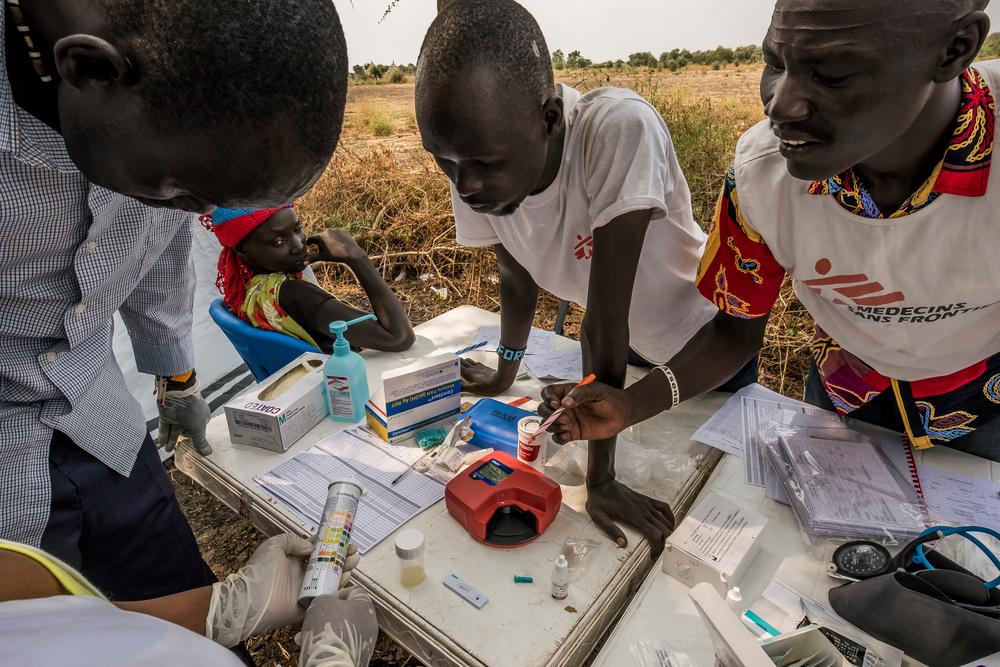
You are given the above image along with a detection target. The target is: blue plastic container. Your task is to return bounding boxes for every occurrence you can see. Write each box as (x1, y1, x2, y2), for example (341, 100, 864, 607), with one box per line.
(464, 398, 535, 458)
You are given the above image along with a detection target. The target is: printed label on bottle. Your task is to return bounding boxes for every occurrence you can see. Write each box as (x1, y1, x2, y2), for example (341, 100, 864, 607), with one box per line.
(326, 375, 353, 417)
(517, 440, 541, 463)
(551, 581, 569, 601)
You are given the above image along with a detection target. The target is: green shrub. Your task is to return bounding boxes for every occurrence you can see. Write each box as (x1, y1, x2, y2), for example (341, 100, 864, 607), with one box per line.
(389, 70, 406, 84)
(369, 114, 394, 136)
(980, 32, 1000, 59)
(356, 103, 395, 136)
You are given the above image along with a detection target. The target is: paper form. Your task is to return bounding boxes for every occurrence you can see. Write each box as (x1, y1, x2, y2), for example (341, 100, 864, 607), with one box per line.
(692, 384, 795, 458)
(859, 427, 1000, 532)
(523, 348, 583, 381)
(741, 397, 843, 487)
(780, 436, 926, 538)
(253, 425, 447, 554)
(913, 466, 1000, 532)
(473, 326, 555, 356)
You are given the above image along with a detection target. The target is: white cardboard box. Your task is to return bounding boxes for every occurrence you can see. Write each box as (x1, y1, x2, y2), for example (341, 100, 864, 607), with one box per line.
(663, 491, 768, 596)
(224, 353, 329, 453)
(690, 583, 848, 667)
(365, 354, 461, 444)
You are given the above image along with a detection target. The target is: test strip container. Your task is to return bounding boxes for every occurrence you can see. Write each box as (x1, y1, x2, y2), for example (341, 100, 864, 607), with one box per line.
(517, 416, 548, 471)
(298, 477, 365, 607)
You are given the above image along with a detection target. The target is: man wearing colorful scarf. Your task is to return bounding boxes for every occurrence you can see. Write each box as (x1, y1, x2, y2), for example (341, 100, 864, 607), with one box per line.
(540, 0, 1000, 461)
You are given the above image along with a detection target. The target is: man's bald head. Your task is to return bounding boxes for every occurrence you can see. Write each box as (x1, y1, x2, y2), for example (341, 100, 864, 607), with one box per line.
(770, 0, 989, 54)
(761, 0, 990, 183)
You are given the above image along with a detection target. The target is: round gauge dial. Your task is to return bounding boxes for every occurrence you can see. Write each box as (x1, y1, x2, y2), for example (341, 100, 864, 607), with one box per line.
(832, 542, 893, 577)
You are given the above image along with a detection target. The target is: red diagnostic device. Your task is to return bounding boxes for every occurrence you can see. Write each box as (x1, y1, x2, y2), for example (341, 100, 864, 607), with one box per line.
(445, 451, 562, 547)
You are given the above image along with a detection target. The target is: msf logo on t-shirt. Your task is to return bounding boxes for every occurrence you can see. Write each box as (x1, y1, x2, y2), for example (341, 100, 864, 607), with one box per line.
(574, 235, 594, 260)
(802, 258, 905, 307)
(802, 258, 997, 324)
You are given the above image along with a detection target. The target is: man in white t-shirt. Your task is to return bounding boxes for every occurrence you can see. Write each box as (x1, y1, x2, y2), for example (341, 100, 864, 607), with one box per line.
(415, 0, 754, 557)
(540, 0, 1000, 462)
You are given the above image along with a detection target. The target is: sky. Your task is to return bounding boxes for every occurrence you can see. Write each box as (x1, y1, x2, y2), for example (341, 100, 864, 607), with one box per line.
(337, 0, 1000, 68)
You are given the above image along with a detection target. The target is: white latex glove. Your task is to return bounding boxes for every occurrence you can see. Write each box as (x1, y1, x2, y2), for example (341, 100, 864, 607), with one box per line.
(298, 586, 378, 667)
(156, 374, 212, 455)
(206, 533, 313, 648)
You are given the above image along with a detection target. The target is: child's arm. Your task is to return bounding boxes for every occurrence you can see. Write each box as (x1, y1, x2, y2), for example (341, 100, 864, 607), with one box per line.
(298, 229, 414, 351)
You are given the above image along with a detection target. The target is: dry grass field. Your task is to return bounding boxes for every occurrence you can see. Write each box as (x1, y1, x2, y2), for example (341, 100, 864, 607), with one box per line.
(173, 63, 818, 667)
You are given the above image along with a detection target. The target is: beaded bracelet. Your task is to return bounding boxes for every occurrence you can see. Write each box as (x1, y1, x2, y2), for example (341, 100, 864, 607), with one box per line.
(497, 343, 525, 362)
(653, 364, 681, 410)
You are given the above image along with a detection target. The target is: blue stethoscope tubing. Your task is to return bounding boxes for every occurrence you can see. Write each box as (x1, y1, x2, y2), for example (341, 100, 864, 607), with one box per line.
(912, 525, 1000, 589)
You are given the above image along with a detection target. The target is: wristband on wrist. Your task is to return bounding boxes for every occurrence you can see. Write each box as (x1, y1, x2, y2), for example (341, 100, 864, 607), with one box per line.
(497, 343, 525, 362)
(653, 364, 681, 410)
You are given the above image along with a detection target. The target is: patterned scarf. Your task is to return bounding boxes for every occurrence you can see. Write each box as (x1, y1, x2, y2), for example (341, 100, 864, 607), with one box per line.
(200, 205, 294, 316)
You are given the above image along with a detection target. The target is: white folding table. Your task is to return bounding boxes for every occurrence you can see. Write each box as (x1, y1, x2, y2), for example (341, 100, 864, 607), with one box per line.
(174, 305, 729, 667)
(591, 443, 1000, 667)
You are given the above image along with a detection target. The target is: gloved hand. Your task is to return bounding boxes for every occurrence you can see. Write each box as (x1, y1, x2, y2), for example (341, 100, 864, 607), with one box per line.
(297, 586, 378, 667)
(156, 371, 212, 455)
(206, 535, 363, 648)
(206, 533, 313, 648)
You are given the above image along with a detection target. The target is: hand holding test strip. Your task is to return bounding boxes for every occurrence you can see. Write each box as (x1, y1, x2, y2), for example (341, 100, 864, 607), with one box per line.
(529, 374, 596, 444)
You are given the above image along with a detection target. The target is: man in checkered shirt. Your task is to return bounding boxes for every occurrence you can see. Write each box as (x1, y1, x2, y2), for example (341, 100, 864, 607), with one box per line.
(0, 0, 348, 616)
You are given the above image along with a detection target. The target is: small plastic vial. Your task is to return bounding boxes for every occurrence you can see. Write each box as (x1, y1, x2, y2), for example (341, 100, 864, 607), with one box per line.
(727, 587, 743, 614)
(395, 529, 425, 588)
(551, 554, 569, 601)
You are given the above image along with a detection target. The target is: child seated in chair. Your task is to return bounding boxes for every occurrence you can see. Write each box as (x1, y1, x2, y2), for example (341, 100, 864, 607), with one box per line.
(203, 205, 414, 353)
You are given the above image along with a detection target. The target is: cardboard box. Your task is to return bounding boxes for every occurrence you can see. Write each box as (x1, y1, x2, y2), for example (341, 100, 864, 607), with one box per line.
(663, 491, 768, 596)
(224, 353, 329, 453)
(365, 354, 461, 444)
(691, 583, 849, 667)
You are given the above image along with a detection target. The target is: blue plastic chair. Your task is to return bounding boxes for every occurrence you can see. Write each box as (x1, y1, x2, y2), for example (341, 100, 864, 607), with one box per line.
(209, 299, 320, 383)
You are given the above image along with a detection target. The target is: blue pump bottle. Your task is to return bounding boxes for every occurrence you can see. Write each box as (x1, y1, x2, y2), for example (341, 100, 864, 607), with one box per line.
(324, 315, 376, 422)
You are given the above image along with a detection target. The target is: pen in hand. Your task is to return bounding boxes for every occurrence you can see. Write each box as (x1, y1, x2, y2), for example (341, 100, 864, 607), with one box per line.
(529, 374, 597, 444)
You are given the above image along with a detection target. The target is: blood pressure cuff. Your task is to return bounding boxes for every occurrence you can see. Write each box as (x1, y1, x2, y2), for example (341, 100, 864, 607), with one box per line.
(829, 572, 1000, 667)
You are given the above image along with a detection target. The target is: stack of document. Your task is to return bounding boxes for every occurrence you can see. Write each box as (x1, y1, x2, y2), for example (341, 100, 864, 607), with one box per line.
(691, 384, 844, 499)
(766, 431, 929, 541)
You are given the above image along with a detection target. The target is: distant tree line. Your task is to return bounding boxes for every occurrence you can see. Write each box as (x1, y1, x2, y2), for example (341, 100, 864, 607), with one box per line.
(351, 62, 417, 82)
(551, 33, 1000, 73)
(348, 32, 1000, 84)
(550, 44, 763, 72)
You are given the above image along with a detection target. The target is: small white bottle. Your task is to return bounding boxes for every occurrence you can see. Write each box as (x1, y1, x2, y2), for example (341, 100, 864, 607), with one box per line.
(551, 554, 569, 601)
(726, 587, 743, 614)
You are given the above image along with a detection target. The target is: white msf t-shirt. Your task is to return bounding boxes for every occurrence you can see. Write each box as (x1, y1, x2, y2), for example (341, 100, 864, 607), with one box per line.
(452, 84, 717, 365)
(732, 61, 1000, 381)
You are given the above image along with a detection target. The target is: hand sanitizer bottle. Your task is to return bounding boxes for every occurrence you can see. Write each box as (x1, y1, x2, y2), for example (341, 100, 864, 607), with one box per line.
(325, 315, 376, 422)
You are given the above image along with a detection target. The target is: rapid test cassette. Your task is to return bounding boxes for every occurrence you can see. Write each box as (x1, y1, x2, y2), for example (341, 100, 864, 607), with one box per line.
(443, 574, 488, 609)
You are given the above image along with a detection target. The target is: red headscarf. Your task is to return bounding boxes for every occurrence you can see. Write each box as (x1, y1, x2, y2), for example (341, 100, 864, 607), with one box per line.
(200, 204, 294, 316)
